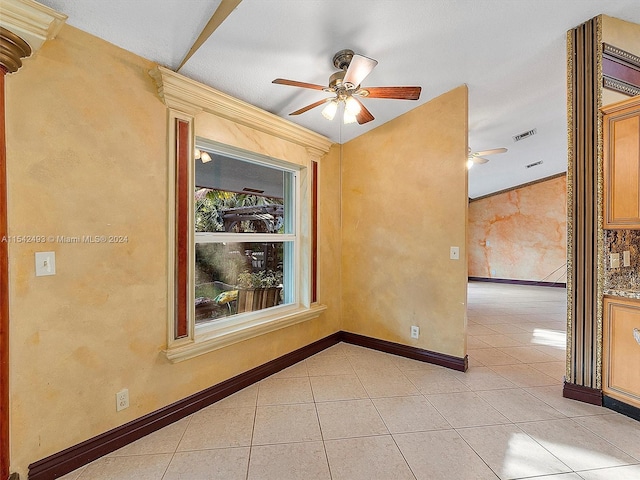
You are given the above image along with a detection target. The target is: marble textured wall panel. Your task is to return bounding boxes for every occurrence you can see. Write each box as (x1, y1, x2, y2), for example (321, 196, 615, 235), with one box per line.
(468, 176, 567, 283)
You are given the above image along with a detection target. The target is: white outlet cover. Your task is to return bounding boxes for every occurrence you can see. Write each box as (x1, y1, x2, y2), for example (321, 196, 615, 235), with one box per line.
(116, 388, 129, 412)
(623, 251, 631, 267)
(35, 251, 56, 276)
(610, 253, 620, 268)
(450, 246, 460, 260)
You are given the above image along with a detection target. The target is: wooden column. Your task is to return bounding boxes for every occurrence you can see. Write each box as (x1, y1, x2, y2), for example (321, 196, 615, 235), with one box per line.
(0, 25, 31, 480)
(565, 17, 604, 405)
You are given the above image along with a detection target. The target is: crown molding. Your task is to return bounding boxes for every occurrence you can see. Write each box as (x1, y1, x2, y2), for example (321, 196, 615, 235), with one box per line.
(149, 66, 333, 154)
(0, 0, 66, 54)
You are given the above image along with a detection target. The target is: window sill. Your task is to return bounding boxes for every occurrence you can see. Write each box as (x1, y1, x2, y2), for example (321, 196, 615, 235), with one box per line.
(164, 303, 327, 363)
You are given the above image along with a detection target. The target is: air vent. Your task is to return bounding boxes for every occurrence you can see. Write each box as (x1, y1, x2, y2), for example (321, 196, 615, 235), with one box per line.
(243, 187, 264, 194)
(526, 161, 543, 169)
(513, 128, 537, 142)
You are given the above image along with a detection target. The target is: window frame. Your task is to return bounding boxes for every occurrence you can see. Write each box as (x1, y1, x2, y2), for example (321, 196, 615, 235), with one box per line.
(164, 129, 324, 363)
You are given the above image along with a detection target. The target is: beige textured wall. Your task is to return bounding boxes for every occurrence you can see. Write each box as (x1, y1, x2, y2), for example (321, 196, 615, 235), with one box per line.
(5, 25, 341, 476)
(468, 176, 567, 282)
(341, 86, 469, 358)
(602, 16, 640, 106)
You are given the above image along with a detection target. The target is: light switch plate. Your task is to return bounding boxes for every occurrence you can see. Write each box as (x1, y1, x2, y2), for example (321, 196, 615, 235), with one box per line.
(450, 246, 460, 260)
(623, 250, 631, 267)
(610, 252, 620, 269)
(35, 252, 56, 276)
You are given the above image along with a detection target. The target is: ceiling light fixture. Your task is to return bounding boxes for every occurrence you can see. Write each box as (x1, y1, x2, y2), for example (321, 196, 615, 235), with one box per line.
(201, 151, 212, 163)
(321, 100, 338, 120)
(344, 96, 361, 115)
(466, 159, 475, 170)
(343, 110, 357, 124)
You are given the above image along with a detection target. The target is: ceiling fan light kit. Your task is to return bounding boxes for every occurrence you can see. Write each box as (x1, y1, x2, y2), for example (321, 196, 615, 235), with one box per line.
(273, 48, 422, 125)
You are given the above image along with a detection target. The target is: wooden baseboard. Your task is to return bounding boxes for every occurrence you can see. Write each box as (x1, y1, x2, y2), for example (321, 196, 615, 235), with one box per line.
(563, 381, 603, 405)
(27, 331, 466, 479)
(469, 277, 566, 288)
(341, 331, 468, 372)
(603, 395, 640, 422)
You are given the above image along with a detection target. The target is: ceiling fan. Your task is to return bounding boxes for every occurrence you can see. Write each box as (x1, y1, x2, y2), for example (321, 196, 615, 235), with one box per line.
(467, 147, 508, 168)
(272, 49, 422, 125)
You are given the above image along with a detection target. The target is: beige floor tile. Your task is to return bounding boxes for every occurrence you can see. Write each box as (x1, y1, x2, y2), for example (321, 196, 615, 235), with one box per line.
(390, 355, 442, 372)
(518, 418, 637, 471)
(357, 371, 420, 398)
(452, 366, 517, 391)
(485, 324, 528, 335)
(108, 416, 190, 457)
(316, 398, 388, 439)
(519, 474, 582, 480)
(270, 360, 309, 378)
(573, 413, 640, 460)
(490, 364, 561, 387)
(533, 344, 569, 360)
(497, 346, 558, 364)
(325, 435, 415, 480)
(348, 352, 402, 375)
(478, 388, 567, 422)
(426, 391, 510, 428)
(177, 406, 255, 451)
(457, 424, 571, 479)
(530, 361, 567, 381)
(163, 447, 250, 480)
(372, 395, 450, 433)
(524, 385, 609, 418)
(394, 430, 499, 480)
(306, 354, 356, 376)
(467, 336, 494, 349)
(468, 324, 500, 336)
(76, 454, 172, 480)
(212, 384, 258, 409)
(257, 376, 314, 405)
(474, 334, 524, 347)
(252, 403, 321, 445)
(310, 374, 368, 402)
(577, 464, 640, 480)
(467, 348, 521, 366)
(247, 441, 331, 480)
(404, 368, 470, 394)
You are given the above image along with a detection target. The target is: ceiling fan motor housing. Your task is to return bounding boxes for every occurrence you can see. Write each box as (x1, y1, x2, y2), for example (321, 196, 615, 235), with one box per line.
(333, 49, 355, 70)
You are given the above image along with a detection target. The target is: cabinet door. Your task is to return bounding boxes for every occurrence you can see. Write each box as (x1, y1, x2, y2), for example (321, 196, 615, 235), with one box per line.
(603, 297, 640, 409)
(603, 97, 640, 229)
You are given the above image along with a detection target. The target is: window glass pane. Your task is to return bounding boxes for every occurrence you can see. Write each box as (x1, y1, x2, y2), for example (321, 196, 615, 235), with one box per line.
(195, 241, 290, 323)
(195, 152, 293, 234)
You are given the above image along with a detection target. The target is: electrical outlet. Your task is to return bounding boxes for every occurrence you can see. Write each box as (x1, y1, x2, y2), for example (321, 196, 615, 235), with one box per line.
(450, 246, 460, 260)
(410, 325, 419, 339)
(610, 253, 620, 268)
(623, 250, 631, 267)
(116, 389, 129, 412)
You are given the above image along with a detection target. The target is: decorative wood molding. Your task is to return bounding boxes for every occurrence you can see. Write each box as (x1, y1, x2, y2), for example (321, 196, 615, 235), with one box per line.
(468, 277, 566, 288)
(149, 66, 333, 154)
(563, 381, 603, 406)
(602, 43, 640, 97)
(0, 0, 66, 55)
(0, 26, 31, 73)
(342, 331, 468, 372)
(28, 330, 466, 478)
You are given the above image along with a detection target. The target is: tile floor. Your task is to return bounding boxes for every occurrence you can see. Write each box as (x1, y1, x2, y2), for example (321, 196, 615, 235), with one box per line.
(61, 282, 640, 480)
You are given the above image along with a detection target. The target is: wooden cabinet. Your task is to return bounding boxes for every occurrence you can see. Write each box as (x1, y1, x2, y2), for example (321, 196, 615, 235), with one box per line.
(603, 96, 640, 229)
(603, 296, 640, 409)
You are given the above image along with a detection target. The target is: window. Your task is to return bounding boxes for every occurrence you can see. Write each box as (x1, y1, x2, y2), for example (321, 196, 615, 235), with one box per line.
(165, 134, 324, 363)
(193, 141, 297, 327)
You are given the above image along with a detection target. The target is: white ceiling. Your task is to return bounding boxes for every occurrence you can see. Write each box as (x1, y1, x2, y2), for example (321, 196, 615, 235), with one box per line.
(37, 0, 640, 198)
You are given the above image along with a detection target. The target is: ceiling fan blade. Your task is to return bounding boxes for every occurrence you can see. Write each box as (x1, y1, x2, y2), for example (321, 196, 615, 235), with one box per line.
(289, 98, 330, 116)
(354, 99, 375, 125)
(273, 78, 326, 91)
(474, 148, 507, 156)
(361, 86, 421, 100)
(473, 157, 490, 164)
(177, 0, 242, 70)
(343, 54, 378, 88)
